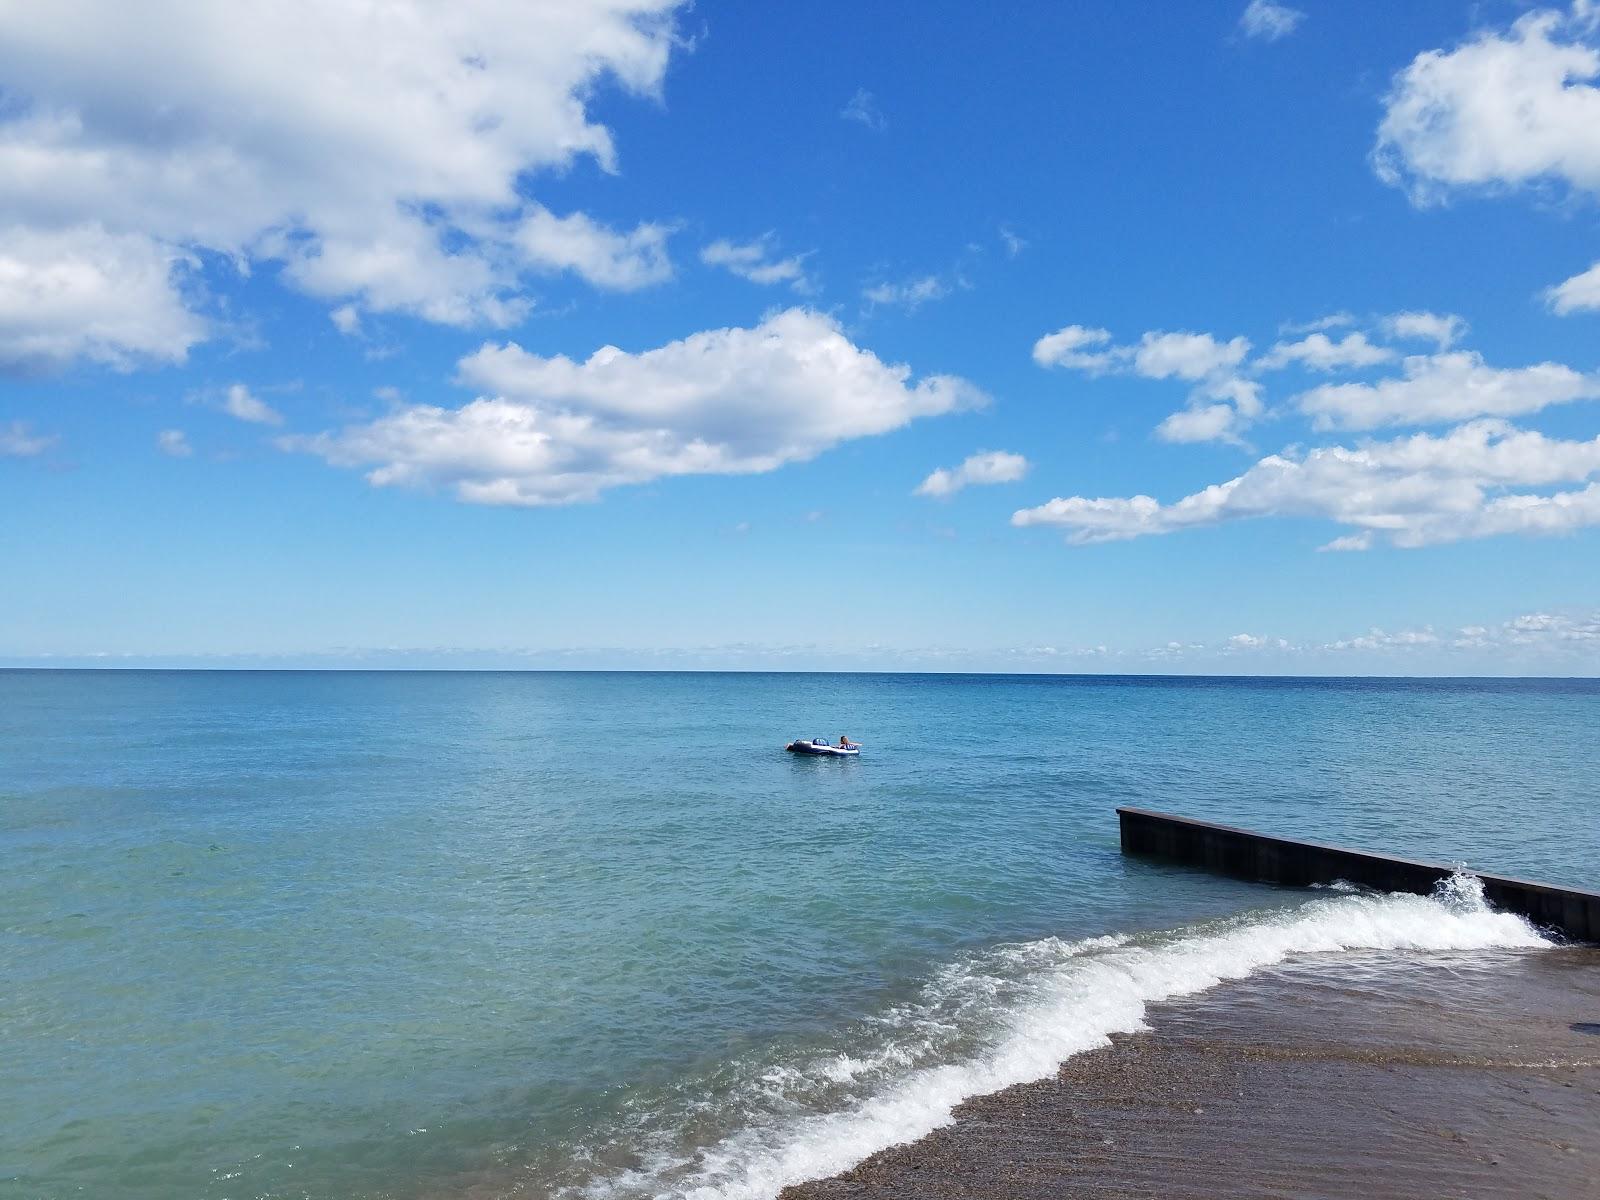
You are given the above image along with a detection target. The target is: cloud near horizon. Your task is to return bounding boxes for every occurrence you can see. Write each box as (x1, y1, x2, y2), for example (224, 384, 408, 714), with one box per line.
(288, 308, 984, 506)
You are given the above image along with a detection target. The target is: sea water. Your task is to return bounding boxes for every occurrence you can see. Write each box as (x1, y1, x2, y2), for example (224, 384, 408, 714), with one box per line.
(2, 671, 1595, 1199)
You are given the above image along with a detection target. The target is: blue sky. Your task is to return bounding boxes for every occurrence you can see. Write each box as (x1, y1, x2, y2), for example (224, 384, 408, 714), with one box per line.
(4, 0, 1600, 673)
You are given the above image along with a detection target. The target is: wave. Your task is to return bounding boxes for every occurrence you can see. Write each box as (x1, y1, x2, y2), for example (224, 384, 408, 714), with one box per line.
(564, 875, 1549, 1200)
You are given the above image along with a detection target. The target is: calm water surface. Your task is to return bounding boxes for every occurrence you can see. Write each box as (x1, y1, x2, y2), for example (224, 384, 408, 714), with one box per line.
(2, 671, 1595, 1199)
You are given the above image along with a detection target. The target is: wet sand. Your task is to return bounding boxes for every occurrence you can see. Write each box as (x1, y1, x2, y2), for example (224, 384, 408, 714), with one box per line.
(782, 946, 1600, 1200)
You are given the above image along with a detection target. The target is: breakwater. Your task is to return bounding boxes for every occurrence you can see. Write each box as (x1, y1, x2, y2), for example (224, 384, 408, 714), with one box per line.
(1117, 806, 1600, 942)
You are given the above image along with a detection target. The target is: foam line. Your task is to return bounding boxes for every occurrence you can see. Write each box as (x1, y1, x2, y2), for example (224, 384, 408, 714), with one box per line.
(575, 876, 1547, 1200)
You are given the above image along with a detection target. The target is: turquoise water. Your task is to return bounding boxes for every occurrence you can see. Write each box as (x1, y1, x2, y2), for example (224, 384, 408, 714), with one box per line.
(2, 671, 1596, 1199)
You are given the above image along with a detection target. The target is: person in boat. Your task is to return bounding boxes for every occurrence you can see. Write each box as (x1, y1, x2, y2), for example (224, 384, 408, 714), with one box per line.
(839, 735, 851, 748)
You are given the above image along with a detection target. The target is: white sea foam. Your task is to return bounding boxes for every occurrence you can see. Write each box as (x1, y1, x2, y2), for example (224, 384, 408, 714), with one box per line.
(571, 877, 1548, 1200)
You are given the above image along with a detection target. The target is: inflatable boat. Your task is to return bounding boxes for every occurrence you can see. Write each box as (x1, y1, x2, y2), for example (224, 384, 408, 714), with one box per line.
(785, 738, 860, 756)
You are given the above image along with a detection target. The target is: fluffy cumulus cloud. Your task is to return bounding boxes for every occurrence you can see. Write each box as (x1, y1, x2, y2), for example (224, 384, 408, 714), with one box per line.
(0, 1, 687, 368)
(1034, 309, 1598, 447)
(700, 236, 812, 290)
(1547, 260, 1600, 313)
(1259, 332, 1395, 372)
(1383, 310, 1468, 349)
(288, 309, 983, 505)
(0, 225, 206, 371)
(512, 206, 675, 293)
(1032, 325, 1117, 371)
(1374, 5, 1600, 203)
(1012, 419, 1600, 549)
(1238, 0, 1306, 43)
(1033, 325, 1250, 381)
(915, 450, 1029, 498)
(1373, 6, 1600, 319)
(1155, 375, 1265, 444)
(1295, 351, 1600, 430)
(1131, 331, 1251, 381)
(1034, 323, 1257, 442)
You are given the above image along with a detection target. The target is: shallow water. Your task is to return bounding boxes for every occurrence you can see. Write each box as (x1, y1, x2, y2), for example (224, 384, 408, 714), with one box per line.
(782, 945, 1600, 1200)
(2, 671, 1596, 1199)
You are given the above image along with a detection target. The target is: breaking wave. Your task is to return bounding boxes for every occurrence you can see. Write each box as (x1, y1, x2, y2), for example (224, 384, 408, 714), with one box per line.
(562, 876, 1548, 1200)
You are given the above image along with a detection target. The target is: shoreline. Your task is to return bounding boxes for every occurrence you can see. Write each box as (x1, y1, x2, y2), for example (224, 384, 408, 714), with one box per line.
(781, 945, 1600, 1200)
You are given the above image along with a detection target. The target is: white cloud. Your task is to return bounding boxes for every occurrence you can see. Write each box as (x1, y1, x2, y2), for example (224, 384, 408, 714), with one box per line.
(0, 419, 56, 456)
(1225, 633, 1293, 651)
(863, 275, 948, 311)
(1033, 326, 1249, 381)
(1155, 402, 1245, 445)
(1239, 0, 1306, 42)
(700, 236, 812, 290)
(1321, 626, 1440, 651)
(1547, 260, 1600, 313)
(330, 304, 362, 336)
(1012, 419, 1600, 549)
(1131, 331, 1251, 381)
(915, 450, 1030, 498)
(1035, 324, 1257, 442)
(1374, 7, 1600, 203)
(220, 383, 283, 426)
(0, 1, 686, 362)
(1502, 610, 1600, 640)
(1032, 325, 1116, 371)
(1317, 610, 1600, 657)
(841, 88, 887, 131)
(1295, 350, 1600, 430)
(1259, 331, 1395, 372)
(157, 429, 193, 457)
(288, 308, 983, 505)
(0, 224, 205, 371)
(1156, 376, 1265, 445)
(1024, 609, 1600, 668)
(999, 226, 1026, 258)
(1280, 313, 1356, 335)
(1320, 532, 1374, 552)
(1383, 310, 1467, 349)
(512, 205, 674, 292)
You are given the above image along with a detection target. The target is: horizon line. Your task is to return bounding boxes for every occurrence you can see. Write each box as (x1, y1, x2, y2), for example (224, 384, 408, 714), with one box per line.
(2, 666, 1597, 682)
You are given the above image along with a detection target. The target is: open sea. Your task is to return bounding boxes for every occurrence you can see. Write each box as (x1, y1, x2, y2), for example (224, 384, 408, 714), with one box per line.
(2, 670, 1597, 1200)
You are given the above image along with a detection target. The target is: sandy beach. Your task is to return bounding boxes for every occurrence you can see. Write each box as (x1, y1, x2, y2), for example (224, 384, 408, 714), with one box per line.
(783, 945, 1600, 1200)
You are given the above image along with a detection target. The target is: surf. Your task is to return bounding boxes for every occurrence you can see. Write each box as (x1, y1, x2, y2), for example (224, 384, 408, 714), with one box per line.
(569, 875, 1550, 1200)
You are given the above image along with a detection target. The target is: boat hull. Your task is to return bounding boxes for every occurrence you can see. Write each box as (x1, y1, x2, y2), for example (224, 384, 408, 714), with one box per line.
(785, 741, 859, 756)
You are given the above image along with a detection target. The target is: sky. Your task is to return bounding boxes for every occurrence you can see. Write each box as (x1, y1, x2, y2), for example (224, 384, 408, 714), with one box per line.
(4, 0, 1600, 674)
